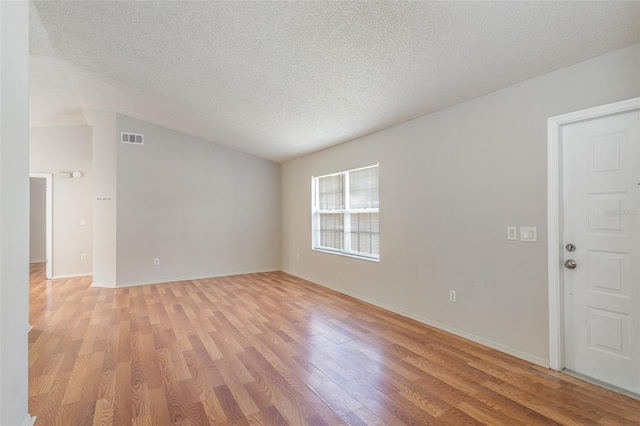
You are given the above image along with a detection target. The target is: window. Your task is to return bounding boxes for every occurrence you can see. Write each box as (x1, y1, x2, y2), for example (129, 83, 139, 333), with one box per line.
(312, 164, 379, 260)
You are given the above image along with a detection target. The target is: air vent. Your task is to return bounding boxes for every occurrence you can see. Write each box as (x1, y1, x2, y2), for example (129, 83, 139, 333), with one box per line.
(121, 132, 144, 145)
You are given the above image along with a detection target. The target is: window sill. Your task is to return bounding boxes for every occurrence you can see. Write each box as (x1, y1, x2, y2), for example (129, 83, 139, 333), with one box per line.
(312, 247, 380, 263)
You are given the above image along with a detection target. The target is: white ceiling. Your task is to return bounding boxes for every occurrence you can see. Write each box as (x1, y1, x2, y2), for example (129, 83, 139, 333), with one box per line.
(30, 1, 640, 163)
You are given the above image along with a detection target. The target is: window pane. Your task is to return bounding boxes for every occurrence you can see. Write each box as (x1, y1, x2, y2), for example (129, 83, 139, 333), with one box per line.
(372, 234, 379, 255)
(349, 167, 379, 209)
(350, 213, 379, 255)
(320, 213, 344, 250)
(318, 175, 344, 210)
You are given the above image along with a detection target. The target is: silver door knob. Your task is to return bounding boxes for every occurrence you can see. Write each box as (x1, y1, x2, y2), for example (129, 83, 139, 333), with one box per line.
(564, 259, 577, 269)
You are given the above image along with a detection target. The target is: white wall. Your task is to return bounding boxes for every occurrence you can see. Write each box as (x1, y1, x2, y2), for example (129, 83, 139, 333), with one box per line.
(29, 178, 46, 262)
(281, 44, 640, 366)
(93, 113, 281, 287)
(0, 1, 31, 424)
(116, 114, 281, 285)
(30, 126, 93, 278)
(92, 112, 117, 287)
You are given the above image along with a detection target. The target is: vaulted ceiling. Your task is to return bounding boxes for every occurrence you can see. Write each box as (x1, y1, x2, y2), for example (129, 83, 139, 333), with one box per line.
(30, 1, 640, 163)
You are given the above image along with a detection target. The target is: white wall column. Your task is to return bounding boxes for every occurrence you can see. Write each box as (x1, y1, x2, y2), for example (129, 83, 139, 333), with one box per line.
(0, 0, 33, 424)
(92, 111, 118, 287)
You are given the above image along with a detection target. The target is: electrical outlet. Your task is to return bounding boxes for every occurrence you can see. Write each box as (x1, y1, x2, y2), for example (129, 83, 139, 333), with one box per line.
(507, 226, 517, 241)
(80, 253, 86, 260)
(296, 253, 300, 261)
(449, 290, 457, 302)
(154, 258, 160, 266)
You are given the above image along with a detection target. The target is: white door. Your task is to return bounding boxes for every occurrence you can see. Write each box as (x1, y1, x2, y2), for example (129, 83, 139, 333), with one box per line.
(562, 110, 639, 394)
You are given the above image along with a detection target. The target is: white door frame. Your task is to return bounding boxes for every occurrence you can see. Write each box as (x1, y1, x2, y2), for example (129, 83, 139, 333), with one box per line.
(547, 97, 640, 371)
(29, 173, 52, 279)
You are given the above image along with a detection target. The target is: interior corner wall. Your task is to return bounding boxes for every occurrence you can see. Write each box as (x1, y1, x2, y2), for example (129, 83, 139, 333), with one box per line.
(0, 0, 31, 424)
(30, 126, 93, 277)
(113, 114, 281, 287)
(281, 43, 640, 365)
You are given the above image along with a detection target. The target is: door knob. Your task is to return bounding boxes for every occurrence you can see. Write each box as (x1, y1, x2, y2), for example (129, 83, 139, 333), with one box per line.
(564, 259, 577, 269)
(565, 243, 576, 252)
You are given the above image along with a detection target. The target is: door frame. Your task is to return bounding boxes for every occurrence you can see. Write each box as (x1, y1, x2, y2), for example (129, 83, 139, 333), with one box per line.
(547, 97, 640, 371)
(29, 173, 53, 279)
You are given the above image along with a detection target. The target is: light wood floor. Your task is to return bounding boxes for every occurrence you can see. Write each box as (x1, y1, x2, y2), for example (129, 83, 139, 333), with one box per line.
(30, 261, 47, 280)
(29, 263, 640, 425)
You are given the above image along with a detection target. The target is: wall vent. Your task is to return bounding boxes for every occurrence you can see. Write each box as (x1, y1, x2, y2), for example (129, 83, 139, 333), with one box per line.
(121, 132, 144, 145)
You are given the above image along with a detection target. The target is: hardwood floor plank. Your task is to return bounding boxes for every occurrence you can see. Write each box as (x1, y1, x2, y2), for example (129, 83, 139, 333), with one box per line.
(468, 388, 543, 425)
(61, 354, 91, 405)
(130, 382, 150, 420)
(481, 380, 588, 425)
(148, 387, 171, 425)
(396, 385, 450, 418)
(131, 415, 152, 426)
(436, 406, 484, 425)
(256, 405, 289, 425)
(289, 355, 363, 416)
(32, 356, 74, 425)
(185, 401, 211, 426)
(79, 351, 106, 404)
(213, 384, 248, 425)
(339, 378, 409, 425)
(341, 406, 387, 426)
(456, 400, 533, 426)
(68, 401, 96, 426)
(156, 347, 189, 423)
(212, 357, 260, 417)
(113, 361, 132, 424)
(28, 267, 640, 425)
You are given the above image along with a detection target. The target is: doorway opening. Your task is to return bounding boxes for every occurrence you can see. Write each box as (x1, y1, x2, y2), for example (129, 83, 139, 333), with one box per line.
(29, 173, 52, 279)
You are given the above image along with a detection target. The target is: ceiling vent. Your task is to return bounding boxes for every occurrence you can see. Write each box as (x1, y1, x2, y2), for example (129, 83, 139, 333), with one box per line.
(121, 132, 144, 145)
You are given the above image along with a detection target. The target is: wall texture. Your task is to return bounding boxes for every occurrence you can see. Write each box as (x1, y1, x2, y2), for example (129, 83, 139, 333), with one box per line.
(281, 44, 640, 365)
(29, 177, 46, 262)
(30, 126, 93, 278)
(0, 1, 31, 424)
(93, 113, 281, 287)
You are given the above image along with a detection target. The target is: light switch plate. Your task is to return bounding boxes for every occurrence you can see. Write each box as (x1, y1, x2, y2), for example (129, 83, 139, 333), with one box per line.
(507, 227, 517, 241)
(520, 226, 538, 243)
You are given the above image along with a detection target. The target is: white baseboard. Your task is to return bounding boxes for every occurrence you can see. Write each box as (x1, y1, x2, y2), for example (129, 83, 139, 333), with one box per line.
(91, 281, 116, 288)
(91, 268, 280, 289)
(22, 414, 36, 426)
(51, 272, 92, 279)
(284, 270, 549, 368)
(29, 260, 46, 264)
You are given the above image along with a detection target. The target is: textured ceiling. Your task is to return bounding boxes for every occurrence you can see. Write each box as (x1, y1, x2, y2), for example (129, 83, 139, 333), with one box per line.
(30, 1, 640, 163)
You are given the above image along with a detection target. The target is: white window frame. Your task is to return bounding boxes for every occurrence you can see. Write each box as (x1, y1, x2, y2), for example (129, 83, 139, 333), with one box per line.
(311, 163, 379, 261)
